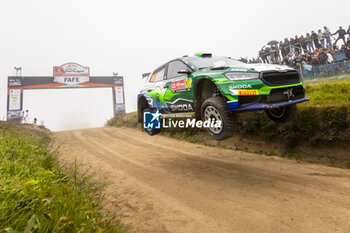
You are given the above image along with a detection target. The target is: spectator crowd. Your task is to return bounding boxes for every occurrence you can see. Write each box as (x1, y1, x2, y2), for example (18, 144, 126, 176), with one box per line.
(250, 25, 350, 69)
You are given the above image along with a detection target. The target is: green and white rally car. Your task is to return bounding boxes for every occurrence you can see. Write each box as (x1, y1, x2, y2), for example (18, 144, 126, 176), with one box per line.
(138, 53, 309, 140)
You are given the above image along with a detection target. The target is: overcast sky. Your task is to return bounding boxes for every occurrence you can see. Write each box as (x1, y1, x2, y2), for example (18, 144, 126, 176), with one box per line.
(0, 0, 349, 130)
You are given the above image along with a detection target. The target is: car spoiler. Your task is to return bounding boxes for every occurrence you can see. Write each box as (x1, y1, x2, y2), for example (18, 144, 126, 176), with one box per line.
(142, 72, 151, 79)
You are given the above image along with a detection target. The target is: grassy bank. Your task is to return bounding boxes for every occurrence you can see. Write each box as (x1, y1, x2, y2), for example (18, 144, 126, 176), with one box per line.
(106, 80, 350, 166)
(233, 81, 350, 150)
(0, 122, 122, 232)
(304, 80, 350, 108)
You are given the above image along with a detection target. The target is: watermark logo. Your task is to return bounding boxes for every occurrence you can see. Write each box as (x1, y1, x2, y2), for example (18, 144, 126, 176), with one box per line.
(143, 110, 161, 129)
(143, 110, 222, 129)
(163, 118, 222, 129)
(143, 110, 222, 130)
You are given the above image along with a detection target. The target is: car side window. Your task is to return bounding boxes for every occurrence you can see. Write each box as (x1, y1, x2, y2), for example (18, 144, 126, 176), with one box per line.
(150, 67, 165, 82)
(167, 60, 191, 79)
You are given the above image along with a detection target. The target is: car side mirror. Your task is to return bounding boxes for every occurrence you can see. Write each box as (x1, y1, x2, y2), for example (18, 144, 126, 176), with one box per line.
(177, 70, 192, 75)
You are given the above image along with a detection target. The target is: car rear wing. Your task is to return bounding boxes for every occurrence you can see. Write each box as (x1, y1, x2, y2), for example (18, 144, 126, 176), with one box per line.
(142, 72, 151, 79)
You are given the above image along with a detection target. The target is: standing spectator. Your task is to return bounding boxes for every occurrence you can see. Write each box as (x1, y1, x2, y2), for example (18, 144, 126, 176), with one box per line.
(294, 35, 301, 54)
(273, 45, 281, 62)
(347, 37, 350, 47)
(282, 54, 289, 65)
(332, 26, 347, 45)
(283, 38, 291, 56)
(270, 46, 276, 63)
(305, 51, 313, 64)
(340, 44, 346, 52)
(259, 49, 268, 63)
(345, 45, 350, 59)
(279, 41, 285, 58)
(318, 48, 328, 64)
(259, 49, 264, 63)
(311, 30, 321, 49)
(318, 29, 326, 48)
(305, 33, 314, 51)
(326, 49, 334, 63)
(264, 47, 271, 63)
(295, 54, 304, 67)
(287, 55, 296, 68)
(324, 26, 332, 47)
(347, 25, 350, 38)
(300, 35, 307, 53)
(332, 44, 339, 53)
(290, 38, 295, 54)
(311, 53, 320, 65)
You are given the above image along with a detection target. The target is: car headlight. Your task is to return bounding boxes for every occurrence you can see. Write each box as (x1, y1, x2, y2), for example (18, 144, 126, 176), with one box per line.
(224, 72, 259, 81)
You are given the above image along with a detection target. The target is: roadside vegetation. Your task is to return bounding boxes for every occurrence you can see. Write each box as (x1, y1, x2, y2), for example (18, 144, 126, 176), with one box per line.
(303, 80, 350, 108)
(0, 122, 122, 232)
(233, 81, 349, 148)
(107, 80, 350, 167)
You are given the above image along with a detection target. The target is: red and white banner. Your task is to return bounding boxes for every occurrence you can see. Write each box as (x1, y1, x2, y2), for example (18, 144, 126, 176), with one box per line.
(53, 63, 90, 86)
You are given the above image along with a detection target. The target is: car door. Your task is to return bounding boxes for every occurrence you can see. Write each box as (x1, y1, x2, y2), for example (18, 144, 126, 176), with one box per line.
(163, 60, 194, 113)
(143, 65, 168, 110)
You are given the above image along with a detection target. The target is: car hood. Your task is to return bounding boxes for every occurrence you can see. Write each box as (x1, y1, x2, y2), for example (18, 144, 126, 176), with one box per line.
(194, 63, 294, 74)
(240, 63, 295, 72)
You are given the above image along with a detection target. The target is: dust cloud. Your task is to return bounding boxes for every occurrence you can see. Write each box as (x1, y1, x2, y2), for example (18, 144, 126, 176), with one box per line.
(22, 88, 114, 131)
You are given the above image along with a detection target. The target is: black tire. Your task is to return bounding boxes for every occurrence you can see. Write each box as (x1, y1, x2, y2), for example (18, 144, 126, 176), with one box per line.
(266, 104, 297, 123)
(201, 97, 235, 140)
(143, 108, 161, 136)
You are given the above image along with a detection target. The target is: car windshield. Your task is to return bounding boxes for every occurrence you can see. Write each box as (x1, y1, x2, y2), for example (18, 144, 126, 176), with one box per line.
(186, 56, 244, 69)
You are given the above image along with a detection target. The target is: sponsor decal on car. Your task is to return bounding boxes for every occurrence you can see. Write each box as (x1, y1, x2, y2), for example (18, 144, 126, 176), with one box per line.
(172, 78, 192, 93)
(283, 88, 295, 99)
(166, 98, 194, 112)
(230, 89, 259, 95)
(238, 90, 259, 95)
(229, 84, 252, 89)
(144, 95, 154, 107)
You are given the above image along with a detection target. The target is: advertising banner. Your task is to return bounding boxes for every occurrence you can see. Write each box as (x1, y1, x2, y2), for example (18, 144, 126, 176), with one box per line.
(8, 77, 22, 87)
(115, 86, 124, 104)
(53, 63, 90, 86)
(9, 89, 21, 110)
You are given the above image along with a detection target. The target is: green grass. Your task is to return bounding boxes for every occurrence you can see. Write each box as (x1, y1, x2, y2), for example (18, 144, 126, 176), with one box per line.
(0, 123, 122, 232)
(304, 80, 350, 108)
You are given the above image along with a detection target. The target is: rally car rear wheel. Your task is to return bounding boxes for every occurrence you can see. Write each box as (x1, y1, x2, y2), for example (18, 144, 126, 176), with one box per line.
(143, 108, 161, 136)
(201, 97, 235, 140)
(266, 104, 297, 123)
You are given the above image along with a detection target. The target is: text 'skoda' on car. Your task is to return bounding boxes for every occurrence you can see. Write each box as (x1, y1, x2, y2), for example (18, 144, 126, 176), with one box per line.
(138, 53, 309, 140)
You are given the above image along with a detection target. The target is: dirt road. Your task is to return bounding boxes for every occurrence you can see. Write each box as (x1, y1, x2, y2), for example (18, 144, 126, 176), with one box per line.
(54, 127, 350, 233)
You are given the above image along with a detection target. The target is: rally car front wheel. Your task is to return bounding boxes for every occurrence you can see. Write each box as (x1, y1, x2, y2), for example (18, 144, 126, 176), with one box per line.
(143, 108, 161, 136)
(265, 104, 297, 123)
(201, 97, 235, 141)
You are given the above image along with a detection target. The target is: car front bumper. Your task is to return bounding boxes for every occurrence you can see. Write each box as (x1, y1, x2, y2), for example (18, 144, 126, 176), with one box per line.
(227, 97, 309, 113)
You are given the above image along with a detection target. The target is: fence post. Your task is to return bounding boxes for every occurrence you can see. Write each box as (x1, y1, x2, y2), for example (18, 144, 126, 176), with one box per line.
(299, 64, 303, 83)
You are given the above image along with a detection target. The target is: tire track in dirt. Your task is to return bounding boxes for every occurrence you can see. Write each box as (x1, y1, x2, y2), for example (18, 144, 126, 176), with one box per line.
(96, 129, 350, 223)
(54, 127, 350, 233)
